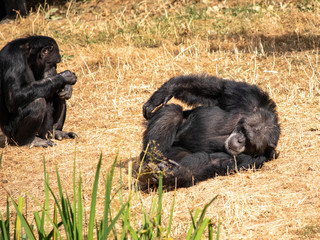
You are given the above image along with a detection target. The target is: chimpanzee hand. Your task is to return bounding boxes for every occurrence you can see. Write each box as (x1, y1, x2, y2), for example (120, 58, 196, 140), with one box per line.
(143, 96, 172, 119)
(143, 101, 156, 120)
(59, 70, 77, 85)
(58, 84, 73, 100)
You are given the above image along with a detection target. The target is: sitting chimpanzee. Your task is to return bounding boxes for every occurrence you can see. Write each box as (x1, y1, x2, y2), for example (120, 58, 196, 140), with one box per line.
(0, 36, 77, 147)
(138, 74, 281, 188)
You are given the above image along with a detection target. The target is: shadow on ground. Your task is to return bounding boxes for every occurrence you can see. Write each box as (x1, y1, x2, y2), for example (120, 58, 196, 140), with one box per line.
(210, 32, 320, 54)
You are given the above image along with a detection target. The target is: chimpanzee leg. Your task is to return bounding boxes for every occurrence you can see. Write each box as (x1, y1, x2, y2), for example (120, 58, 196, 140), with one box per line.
(19, 96, 76, 144)
(140, 104, 184, 163)
(53, 97, 66, 131)
(143, 152, 268, 188)
(37, 100, 54, 139)
(48, 96, 77, 140)
(208, 152, 267, 175)
(5, 98, 55, 147)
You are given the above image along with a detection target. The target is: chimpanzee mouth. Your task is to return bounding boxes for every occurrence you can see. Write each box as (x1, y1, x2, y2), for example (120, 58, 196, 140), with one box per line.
(226, 144, 245, 156)
(44, 64, 58, 78)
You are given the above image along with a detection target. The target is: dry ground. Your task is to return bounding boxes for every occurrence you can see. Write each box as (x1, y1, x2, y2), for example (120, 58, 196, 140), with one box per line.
(0, 0, 320, 239)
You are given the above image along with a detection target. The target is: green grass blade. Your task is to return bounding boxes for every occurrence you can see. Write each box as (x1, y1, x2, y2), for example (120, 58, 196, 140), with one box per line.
(167, 191, 176, 236)
(28, 193, 63, 240)
(199, 195, 217, 221)
(118, 162, 124, 206)
(34, 211, 45, 239)
(150, 197, 157, 216)
(47, 180, 71, 239)
(28, 192, 63, 240)
(87, 154, 102, 240)
(208, 219, 213, 240)
(32, 200, 47, 239)
(0, 212, 9, 240)
(189, 195, 218, 239)
(55, 167, 72, 238)
(127, 160, 132, 197)
(46, 186, 66, 239)
(43, 158, 50, 234)
(77, 173, 83, 240)
(135, 144, 149, 188)
(118, 162, 128, 239)
(107, 211, 118, 240)
(100, 176, 111, 237)
(101, 155, 118, 239)
(216, 218, 221, 240)
(193, 218, 210, 240)
(156, 174, 163, 238)
(194, 195, 217, 231)
(14, 197, 24, 240)
(6, 197, 9, 234)
(40, 204, 46, 237)
(72, 158, 78, 240)
(105, 202, 129, 236)
(10, 196, 36, 240)
(66, 195, 75, 225)
(123, 217, 139, 240)
(1, 198, 10, 240)
(53, 203, 58, 240)
(186, 209, 200, 240)
(47, 222, 63, 239)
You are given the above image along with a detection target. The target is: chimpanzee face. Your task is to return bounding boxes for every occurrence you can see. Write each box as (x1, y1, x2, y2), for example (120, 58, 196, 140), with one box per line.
(41, 41, 61, 78)
(225, 111, 279, 156)
(26, 37, 61, 79)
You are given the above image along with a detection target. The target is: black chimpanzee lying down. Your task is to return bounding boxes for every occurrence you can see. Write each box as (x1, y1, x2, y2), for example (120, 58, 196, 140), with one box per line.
(0, 36, 77, 147)
(138, 74, 281, 189)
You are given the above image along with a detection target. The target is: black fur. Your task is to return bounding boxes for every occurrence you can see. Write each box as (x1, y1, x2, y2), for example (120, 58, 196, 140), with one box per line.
(139, 74, 280, 189)
(0, 36, 77, 147)
(0, 0, 27, 20)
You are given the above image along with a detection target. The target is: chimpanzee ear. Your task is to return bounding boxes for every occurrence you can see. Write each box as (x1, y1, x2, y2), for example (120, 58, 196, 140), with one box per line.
(20, 42, 30, 50)
(20, 43, 31, 57)
(40, 45, 53, 59)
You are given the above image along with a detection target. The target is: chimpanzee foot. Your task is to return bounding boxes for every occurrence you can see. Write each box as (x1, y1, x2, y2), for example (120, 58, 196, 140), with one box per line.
(29, 137, 56, 148)
(138, 162, 162, 185)
(138, 159, 181, 188)
(54, 130, 78, 140)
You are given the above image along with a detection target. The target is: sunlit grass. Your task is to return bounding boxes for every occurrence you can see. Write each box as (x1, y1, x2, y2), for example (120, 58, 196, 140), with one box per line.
(0, 155, 219, 239)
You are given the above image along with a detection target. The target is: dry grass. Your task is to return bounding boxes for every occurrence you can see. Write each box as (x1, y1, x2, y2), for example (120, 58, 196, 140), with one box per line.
(0, 0, 320, 238)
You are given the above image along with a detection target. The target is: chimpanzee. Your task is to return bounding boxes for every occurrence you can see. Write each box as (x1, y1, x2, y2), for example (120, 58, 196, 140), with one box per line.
(0, 36, 77, 147)
(138, 74, 280, 188)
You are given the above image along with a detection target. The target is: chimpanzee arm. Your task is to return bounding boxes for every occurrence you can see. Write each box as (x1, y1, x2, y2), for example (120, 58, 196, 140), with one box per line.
(208, 152, 267, 175)
(139, 151, 268, 188)
(143, 74, 272, 119)
(3, 69, 76, 113)
(58, 84, 73, 100)
(173, 152, 267, 187)
(143, 74, 225, 119)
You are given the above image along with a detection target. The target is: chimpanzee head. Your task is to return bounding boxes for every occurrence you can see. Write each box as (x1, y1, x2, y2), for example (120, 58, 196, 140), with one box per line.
(225, 108, 280, 157)
(24, 36, 61, 79)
